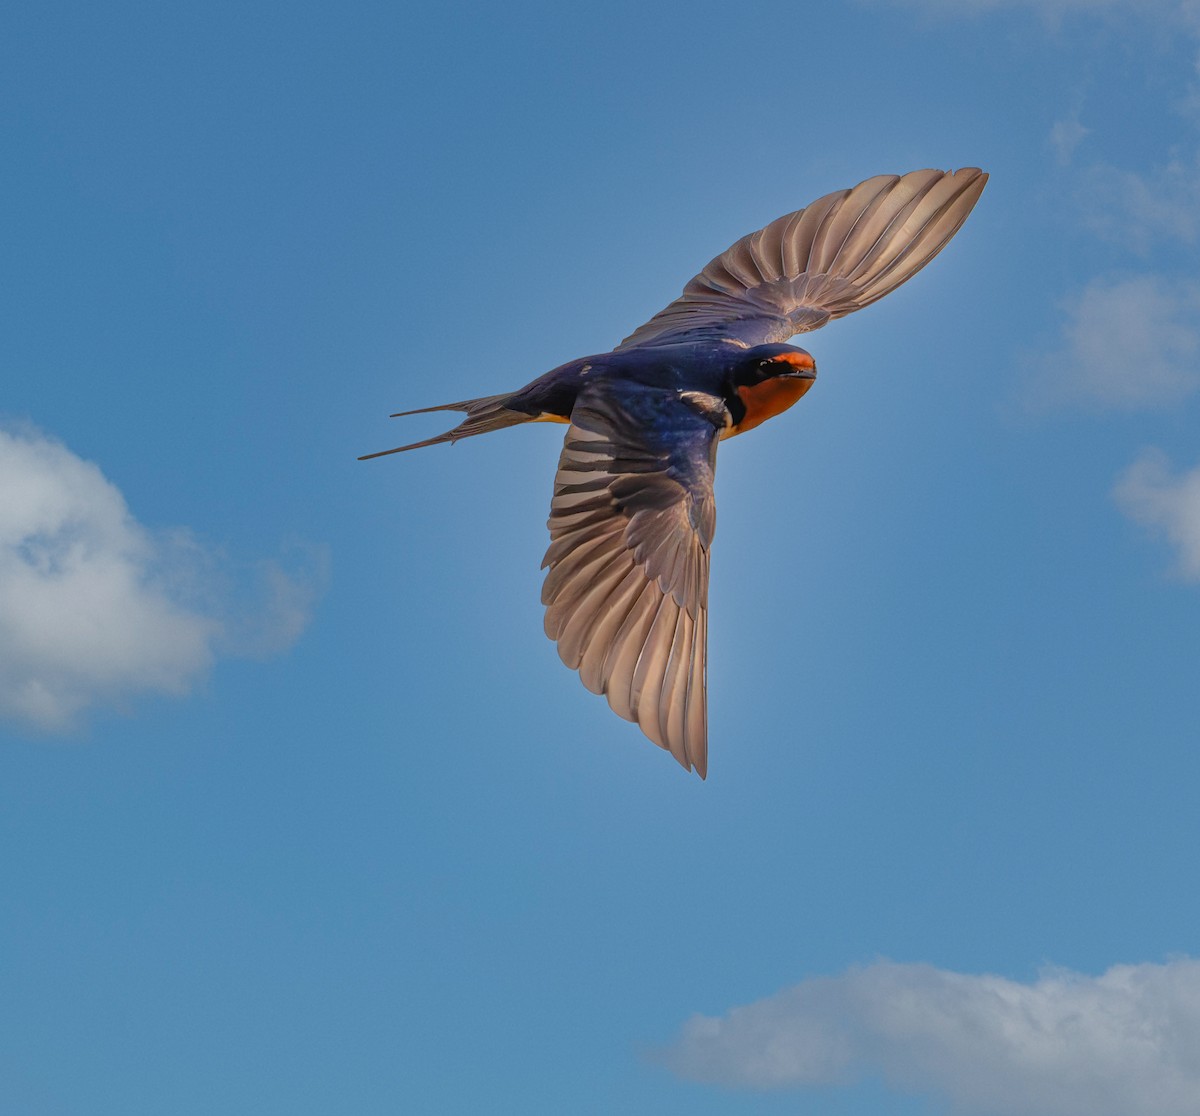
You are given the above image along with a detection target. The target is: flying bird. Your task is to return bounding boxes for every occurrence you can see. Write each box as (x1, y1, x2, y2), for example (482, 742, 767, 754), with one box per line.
(363, 168, 988, 778)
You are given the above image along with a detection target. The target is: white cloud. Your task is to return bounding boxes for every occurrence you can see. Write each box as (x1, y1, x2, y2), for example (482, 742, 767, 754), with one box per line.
(876, 0, 1193, 18)
(0, 424, 325, 733)
(1082, 156, 1200, 253)
(1027, 275, 1200, 409)
(660, 957, 1200, 1116)
(1049, 111, 1090, 165)
(1115, 449, 1200, 577)
(873, 0, 1200, 48)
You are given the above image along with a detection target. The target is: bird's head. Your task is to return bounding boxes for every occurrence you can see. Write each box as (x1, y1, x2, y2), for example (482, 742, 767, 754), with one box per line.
(735, 344, 818, 387)
(723, 345, 817, 438)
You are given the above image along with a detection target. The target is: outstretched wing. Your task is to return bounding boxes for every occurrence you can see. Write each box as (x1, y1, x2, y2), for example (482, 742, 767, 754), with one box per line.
(541, 381, 725, 777)
(617, 167, 987, 351)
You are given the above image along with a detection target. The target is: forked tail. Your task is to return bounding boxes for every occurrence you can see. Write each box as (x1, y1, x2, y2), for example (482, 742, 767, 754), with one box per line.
(358, 393, 532, 460)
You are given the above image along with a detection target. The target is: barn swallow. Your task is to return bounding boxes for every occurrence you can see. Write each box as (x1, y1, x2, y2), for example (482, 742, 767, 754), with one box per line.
(363, 168, 987, 778)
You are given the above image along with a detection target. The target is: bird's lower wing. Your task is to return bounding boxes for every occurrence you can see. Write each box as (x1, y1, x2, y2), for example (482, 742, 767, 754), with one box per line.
(541, 382, 722, 777)
(617, 167, 987, 350)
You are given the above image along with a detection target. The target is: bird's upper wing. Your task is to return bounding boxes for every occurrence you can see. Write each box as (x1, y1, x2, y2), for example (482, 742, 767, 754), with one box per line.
(541, 380, 725, 778)
(617, 167, 987, 351)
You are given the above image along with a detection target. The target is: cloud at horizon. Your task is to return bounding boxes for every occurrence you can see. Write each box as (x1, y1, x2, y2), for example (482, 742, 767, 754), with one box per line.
(659, 957, 1200, 1116)
(0, 423, 326, 733)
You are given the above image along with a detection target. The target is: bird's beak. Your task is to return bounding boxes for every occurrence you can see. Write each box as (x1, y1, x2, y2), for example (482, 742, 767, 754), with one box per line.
(788, 367, 816, 403)
(775, 352, 817, 381)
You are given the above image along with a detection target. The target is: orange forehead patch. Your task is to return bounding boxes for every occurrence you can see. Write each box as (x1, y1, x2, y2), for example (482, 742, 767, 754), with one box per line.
(768, 351, 816, 372)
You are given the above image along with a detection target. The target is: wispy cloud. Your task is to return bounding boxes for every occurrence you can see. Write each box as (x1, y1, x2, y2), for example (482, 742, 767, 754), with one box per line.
(1115, 449, 1200, 577)
(1081, 154, 1200, 253)
(1026, 275, 1200, 409)
(875, 0, 1197, 20)
(881, 0, 1200, 415)
(1049, 109, 1090, 166)
(659, 957, 1200, 1116)
(0, 424, 326, 733)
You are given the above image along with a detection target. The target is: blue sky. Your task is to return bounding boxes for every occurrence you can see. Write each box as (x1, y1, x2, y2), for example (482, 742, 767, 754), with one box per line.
(3, 1, 1200, 1113)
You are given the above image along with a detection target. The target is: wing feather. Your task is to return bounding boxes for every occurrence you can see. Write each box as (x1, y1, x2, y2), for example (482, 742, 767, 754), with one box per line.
(602, 583, 662, 729)
(630, 594, 679, 748)
(541, 382, 720, 776)
(617, 167, 986, 350)
(556, 549, 635, 669)
(659, 607, 694, 765)
(578, 567, 646, 694)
